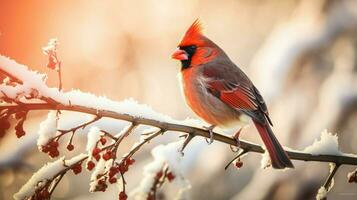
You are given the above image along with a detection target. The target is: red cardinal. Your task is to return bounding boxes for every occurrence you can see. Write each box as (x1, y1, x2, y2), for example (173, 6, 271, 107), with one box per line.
(171, 20, 294, 169)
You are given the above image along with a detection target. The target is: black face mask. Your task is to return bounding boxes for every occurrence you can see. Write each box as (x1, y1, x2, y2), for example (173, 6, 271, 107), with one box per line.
(179, 45, 197, 70)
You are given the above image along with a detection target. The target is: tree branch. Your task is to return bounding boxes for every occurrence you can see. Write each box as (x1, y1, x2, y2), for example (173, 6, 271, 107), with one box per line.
(5, 102, 357, 166)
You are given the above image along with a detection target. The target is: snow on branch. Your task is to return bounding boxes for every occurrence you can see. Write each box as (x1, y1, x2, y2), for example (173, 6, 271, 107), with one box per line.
(14, 153, 87, 200)
(1, 46, 357, 200)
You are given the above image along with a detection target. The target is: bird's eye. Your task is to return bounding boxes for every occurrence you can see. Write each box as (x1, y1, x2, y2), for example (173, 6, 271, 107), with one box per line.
(188, 45, 197, 50)
(180, 45, 197, 56)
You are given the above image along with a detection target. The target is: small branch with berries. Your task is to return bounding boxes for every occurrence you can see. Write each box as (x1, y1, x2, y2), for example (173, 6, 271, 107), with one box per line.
(146, 164, 176, 200)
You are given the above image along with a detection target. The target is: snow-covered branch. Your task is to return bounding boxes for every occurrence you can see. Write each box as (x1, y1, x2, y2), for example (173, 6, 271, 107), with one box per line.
(1, 50, 356, 200)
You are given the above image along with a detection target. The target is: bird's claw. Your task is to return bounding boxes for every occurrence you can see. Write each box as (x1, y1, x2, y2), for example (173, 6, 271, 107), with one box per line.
(230, 136, 241, 152)
(204, 125, 215, 144)
(230, 127, 243, 152)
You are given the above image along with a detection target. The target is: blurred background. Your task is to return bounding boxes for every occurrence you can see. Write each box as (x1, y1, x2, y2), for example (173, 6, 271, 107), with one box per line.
(1, 0, 357, 199)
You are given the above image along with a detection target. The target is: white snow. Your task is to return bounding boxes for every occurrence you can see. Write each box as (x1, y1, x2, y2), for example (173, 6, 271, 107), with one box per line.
(42, 38, 58, 56)
(0, 55, 206, 130)
(86, 126, 101, 154)
(14, 153, 87, 200)
(303, 130, 342, 155)
(131, 141, 191, 199)
(89, 158, 111, 192)
(37, 111, 58, 147)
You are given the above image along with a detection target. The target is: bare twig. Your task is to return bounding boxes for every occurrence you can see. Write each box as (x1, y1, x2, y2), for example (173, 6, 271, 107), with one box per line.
(56, 60, 62, 91)
(180, 133, 195, 154)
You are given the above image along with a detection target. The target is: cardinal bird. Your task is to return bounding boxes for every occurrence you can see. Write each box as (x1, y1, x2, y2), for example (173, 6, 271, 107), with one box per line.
(171, 20, 294, 169)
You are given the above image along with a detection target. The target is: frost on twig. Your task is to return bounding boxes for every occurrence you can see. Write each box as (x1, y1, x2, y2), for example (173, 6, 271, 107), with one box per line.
(131, 141, 191, 200)
(315, 163, 339, 200)
(13, 154, 87, 200)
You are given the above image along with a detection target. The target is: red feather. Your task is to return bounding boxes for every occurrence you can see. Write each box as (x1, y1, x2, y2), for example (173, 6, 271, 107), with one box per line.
(179, 19, 205, 47)
(220, 90, 256, 110)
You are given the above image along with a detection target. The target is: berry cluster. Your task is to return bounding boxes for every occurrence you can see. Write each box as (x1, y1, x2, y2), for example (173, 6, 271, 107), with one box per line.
(87, 146, 136, 194)
(40, 140, 60, 158)
(0, 110, 28, 138)
(96, 177, 108, 192)
(147, 167, 176, 200)
(71, 163, 82, 175)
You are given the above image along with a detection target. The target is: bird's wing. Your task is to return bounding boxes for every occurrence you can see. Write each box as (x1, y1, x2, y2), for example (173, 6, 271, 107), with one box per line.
(202, 61, 272, 125)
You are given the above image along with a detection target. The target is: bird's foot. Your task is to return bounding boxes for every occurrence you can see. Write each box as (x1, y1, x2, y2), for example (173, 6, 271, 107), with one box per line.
(230, 127, 243, 152)
(203, 125, 215, 144)
(234, 127, 243, 147)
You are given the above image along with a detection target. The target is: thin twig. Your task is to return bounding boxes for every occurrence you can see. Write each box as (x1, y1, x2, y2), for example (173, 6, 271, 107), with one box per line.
(48, 173, 65, 196)
(225, 149, 248, 170)
(124, 129, 163, 159)
(57, 61, 62, 91)
(323, 163, 340, 190)
(180, 133, 195, 154)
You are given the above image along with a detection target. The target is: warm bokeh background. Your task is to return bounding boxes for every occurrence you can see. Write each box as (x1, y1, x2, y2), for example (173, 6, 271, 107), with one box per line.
(1, 0, 357, 199)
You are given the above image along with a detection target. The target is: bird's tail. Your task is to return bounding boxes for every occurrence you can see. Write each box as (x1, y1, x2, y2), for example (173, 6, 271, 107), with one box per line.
(253, 120, 294, 169)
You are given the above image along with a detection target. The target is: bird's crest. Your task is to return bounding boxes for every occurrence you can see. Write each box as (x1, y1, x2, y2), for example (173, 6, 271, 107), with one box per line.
(179, 19, 204, 47)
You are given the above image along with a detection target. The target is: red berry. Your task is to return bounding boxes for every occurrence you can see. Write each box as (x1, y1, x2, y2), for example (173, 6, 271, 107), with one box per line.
(119, 191, 127, 200)
(110, 166, 118, 173)
(118, 163, 128, 173)
(49, 149, 59, 158)
(41, 145, 50, 153)
(92, 148, 101, 156)
(98, 179, 105, 185)
(15, 129, 25, 138)
(67, 144, 74, 151)
(87, 161, 95, 171)
(49, 140, 59, 148)
(109, 177, 117, 184)
(235, 161, 243, 168)
(109, 167, 118, 178)
(97, 179, 107, 192)
(156, 171, 163, 179)
(167, 172, 175, 182)
(15, 121, 26, 138)
(126, 158, 135, 166)
(100, 137, 107, 145)
(94, 154, 100, 161)
(102, 151, 112, 161)
(72, 163, 82, 174)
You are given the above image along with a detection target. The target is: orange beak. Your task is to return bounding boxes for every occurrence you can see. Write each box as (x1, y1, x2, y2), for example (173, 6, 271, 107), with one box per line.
(171, 48, 188, 60)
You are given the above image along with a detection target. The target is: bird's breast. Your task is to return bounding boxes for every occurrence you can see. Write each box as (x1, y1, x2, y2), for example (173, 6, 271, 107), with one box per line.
(179, 67, 242, 127)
